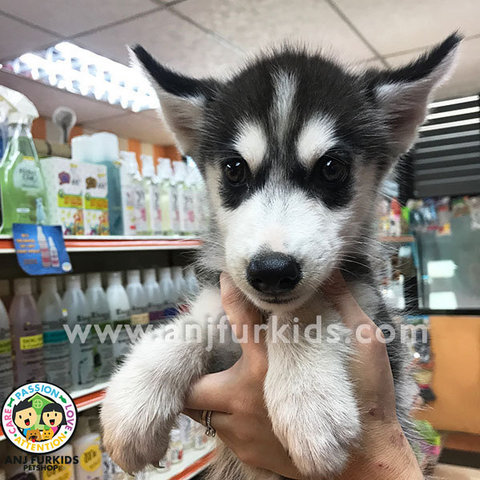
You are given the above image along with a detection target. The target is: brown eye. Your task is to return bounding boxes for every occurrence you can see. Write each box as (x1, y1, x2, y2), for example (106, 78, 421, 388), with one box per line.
(224, 159, 248, 185)
(321, 158, 349, 183)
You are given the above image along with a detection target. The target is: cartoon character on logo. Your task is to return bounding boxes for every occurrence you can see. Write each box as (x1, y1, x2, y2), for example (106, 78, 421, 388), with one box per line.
(12, 399, 43, 438)
(41, 402, 66, 436)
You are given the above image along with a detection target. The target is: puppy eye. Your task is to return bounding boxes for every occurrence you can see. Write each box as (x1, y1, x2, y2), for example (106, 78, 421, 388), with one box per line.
(224, 158, 248, 186)
(317, 154, 349, 184)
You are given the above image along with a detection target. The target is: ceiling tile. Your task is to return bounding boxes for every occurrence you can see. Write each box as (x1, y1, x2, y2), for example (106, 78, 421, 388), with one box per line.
(0, 13, 57, 61)
(175, 0, 374, 61)
(385, 37, 480, 100)
(0, 0, 158, 37)
(334, 0, 480, 56)
(76, 9, 241, 76)
(83, 112, 174, 145)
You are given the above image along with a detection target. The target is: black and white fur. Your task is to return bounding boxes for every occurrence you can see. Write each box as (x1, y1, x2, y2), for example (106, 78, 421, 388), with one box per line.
(101, 34, 461, 479)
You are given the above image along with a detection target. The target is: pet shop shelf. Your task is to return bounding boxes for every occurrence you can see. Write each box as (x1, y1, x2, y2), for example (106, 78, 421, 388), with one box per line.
(0, 235, 203, 254)
(145, 446, 216, 480)
(0, 382, 109, 441)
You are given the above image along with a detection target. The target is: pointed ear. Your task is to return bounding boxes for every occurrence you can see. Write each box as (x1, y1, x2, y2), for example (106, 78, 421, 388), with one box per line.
(129, 45, 219, 155)
(367, 33, 462, 157)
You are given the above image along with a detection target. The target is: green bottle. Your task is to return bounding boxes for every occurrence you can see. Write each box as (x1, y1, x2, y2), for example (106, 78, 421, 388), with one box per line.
(0, 115, 48, 233)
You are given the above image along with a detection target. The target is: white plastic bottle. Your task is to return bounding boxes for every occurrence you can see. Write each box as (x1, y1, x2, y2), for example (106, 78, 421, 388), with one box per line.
(0, 297, 13, 405)
(125, 270, 149, 326)
(184, 166, 197, 235)
(157, 158, 177, 236)
(172, 266, 189, 313)
(141, 154, 162, 235)
(143, 269, 163, 325)
(158, 267, 178, 320)
(9, 278, 45, 385)
(42, 444, 75, 480)
(63, 275, 95, 388)
(106, 272, 131, 363)
(119, 151, 138, 236)
(184, 266, 199, 298)
(85, 273, 114, 381)
(129, 157, 148, 236)
(37, 276, 71, 389)
(169, 428, 184, 464)
(72, 417, 104, 480)
(173, 162, 188, 235)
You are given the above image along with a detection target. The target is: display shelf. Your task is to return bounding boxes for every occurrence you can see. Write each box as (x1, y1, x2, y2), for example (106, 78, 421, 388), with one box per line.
(379, 235, 415, 243)
(0, 235, 203, 254)
(145, 445, 216, 480)
(0, 381, 108, 441)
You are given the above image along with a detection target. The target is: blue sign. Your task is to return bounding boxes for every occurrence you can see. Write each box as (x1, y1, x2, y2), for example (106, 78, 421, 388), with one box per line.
(12, 224, 72, 276)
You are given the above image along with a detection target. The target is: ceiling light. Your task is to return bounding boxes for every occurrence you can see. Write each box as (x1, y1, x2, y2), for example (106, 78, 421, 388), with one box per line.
(1, 42, 159, 113)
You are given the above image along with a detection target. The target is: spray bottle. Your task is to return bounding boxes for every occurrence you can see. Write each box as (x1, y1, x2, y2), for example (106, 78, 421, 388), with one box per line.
(157, 158, 177, 235)
(0, 86, 48, 233)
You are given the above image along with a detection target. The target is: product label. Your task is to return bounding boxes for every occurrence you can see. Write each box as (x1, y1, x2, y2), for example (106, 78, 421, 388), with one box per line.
(134, 185, 148, 234)
(12, 224, 72, 275)
(43, 329, 69, 344)
(83, 164, 109, 235)
(13, 156, 43, 192)
(20, 333, 43, 350)
(43, 463, 73, 480)
(80, 444, 102, 472)
(0, 337, 12, 354)
(131, 312, 149, 325)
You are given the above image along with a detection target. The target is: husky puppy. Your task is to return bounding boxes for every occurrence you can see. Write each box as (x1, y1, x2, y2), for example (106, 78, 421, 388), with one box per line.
(101, 34, 460, 479)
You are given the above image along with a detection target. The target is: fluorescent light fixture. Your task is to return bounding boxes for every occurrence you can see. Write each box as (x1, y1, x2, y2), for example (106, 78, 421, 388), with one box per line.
(430, 94, 479, 108)
(1, 42, 159, 113)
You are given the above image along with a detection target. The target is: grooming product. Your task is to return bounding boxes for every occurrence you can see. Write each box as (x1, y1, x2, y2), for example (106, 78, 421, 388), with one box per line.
(85, 273, 114, 381)
(126, 270, 149, 326)
(169, 428, 183, 464)
(63, 275, 95, 388)
(142, 268, 163, 325)
(158, 267, 178, 320)
(72, 417, 104, 480)
(0, 297, 13, 405)
(9, 278, 45, 385)
(142, 154, 162, 235)
(157, 158, 177, 235)
(38, 276, 71, 389)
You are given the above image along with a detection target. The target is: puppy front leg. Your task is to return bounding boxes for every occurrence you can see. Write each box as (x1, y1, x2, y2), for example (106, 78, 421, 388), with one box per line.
(264, 322, 360, 477)
(101, 287, 224, 473)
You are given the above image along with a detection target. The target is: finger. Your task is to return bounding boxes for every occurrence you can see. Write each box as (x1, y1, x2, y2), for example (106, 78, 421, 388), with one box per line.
(183, 408, 203, 424)
(220, 273, 266, 359)
(323, 270, 373, 330)
(184, 369, 232, 412)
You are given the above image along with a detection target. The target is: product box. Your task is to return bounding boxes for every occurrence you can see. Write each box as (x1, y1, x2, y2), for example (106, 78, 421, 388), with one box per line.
(40, 156, 85, 235)
(82, 162, 109, 235)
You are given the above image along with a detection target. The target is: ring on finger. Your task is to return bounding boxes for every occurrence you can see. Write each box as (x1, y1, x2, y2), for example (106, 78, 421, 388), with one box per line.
(205, 410, 216, 438)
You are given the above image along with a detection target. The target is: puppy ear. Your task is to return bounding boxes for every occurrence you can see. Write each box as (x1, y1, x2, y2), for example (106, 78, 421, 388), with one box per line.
(129, 45, 219, 155)
(367, 33, 462, 157)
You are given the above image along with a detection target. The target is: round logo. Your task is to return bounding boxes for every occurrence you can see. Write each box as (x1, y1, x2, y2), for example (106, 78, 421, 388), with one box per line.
(1, 382, 77, 453)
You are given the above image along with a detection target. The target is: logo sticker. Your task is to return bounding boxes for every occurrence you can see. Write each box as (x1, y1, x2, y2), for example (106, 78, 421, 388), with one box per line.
(1, 382, 77, 453)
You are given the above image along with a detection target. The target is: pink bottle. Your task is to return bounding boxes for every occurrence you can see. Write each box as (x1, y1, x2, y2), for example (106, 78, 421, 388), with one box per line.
(9, 278, 46, 385)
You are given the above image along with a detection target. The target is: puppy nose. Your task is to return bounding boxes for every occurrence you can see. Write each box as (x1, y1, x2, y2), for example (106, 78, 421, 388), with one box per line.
(247, 252, 301, 295)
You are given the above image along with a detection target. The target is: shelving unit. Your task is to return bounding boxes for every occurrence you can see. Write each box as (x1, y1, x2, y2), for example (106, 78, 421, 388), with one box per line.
(0, 235, 203, 254)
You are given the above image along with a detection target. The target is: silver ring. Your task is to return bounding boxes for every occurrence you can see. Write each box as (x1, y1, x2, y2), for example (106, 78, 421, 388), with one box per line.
(205, 410, 216, 437)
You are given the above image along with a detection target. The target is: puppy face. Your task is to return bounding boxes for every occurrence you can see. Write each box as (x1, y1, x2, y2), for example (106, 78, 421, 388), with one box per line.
(132, 34, 460, 311)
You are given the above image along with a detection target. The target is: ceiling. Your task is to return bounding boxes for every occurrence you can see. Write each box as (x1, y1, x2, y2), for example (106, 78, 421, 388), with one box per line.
(0, 0, 479, 144)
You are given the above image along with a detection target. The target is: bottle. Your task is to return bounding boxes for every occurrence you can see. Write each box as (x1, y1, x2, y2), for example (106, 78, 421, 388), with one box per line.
(38, 226, 51, 268)
(0, 87, 48, 233)
(0, 297, 14, 405)
(178, 414, 193, 450)
(184, 166, 196, 235)
(72, 417, 104, 480)
(106, 272, 131, 363)
(158, 267, 178, 320)
(172, 266, 188, 313)
(184, 266, 199, 298)
(142, 154, 162, 235)
(63, 275, 95, 388)
(9, 278, 45, 385)
(42, 444, 75, 480)
(125, 270, 149, 326)
(48, 237, 60, 268)
(37, 276, 71, 389)
(157, 158, 177, 235)
(173, 162, 188, 235)
(0, 279, 12, 310)
(128, 156, 148, 236)
(85, 273, 114, 381)
(169, 428, 184, 464)
(143, 268, 163, 325)
(119, 151, 138, 236)
(90, 132, 123, 235)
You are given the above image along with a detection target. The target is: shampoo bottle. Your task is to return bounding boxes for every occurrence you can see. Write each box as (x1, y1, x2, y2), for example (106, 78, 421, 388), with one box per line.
(106, 272, 131, 364)
(125, 270, 149, 326)
(143, 268, 163, 325)
(85, 273, 114, 381)
(157, 158, 176, 235)
(173, 162, 188, 235)
(172, 266, 189, 313)
(141, 154, 162, 235)
(72, 417, 104, 480)
(63, 275, 95, 388)
(9, 278, 45, 385)
(0, 297, 13, 405)
(158, 267, 178, 320)
(37, 276, 71, 389)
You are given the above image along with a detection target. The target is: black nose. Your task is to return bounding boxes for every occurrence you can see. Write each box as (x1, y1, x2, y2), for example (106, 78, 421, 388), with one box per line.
(247, 252, 301, 295)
